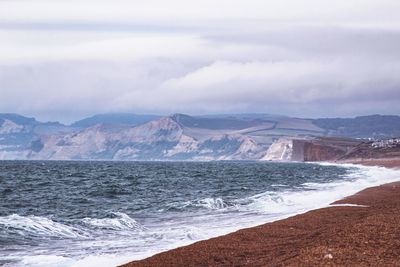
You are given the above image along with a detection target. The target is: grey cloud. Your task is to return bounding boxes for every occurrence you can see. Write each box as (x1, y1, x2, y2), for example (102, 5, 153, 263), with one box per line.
(207, 25, 400, 61)
(1, 3, 400, 121)
(0, 20, 208, 33)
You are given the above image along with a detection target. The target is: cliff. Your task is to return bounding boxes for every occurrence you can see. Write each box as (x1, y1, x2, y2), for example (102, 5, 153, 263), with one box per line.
(263, 137, 400, 163)
(296, 137, 363, 162)
(296, 137, 400, 162)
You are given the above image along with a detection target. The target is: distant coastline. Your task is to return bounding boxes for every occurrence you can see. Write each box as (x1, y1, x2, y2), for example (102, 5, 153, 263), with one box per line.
(1, 113, 400, 161)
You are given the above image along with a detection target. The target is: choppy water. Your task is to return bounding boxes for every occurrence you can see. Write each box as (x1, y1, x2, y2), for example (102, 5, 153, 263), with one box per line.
(0, 160, 399, 267)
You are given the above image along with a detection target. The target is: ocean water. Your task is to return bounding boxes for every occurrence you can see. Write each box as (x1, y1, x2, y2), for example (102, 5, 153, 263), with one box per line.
(0, 160, 399, 267)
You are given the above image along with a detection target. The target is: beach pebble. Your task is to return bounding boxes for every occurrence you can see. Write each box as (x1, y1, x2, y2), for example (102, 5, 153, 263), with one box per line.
(324, 253, 333, 260)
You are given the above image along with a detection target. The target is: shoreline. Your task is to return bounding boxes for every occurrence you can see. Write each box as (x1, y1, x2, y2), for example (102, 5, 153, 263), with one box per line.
(120, 159, 400, 266)
(338, 158, 400, 169)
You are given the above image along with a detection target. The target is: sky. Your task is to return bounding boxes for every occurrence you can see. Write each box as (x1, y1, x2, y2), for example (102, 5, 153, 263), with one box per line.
(0, 0, 400, 123)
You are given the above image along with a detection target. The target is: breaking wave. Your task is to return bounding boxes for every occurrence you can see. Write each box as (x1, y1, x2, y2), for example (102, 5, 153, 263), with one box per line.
(166, 197, 233, 211)
(193, 197, 229, 210)
(0, 214, 88, 239)
(81, 212, 144, 231)
(238, 164, 400, 216)
(0, 212, 144, 241)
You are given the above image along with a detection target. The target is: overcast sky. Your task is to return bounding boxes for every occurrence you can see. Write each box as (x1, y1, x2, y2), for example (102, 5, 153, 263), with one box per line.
(1, 0, 400, 123)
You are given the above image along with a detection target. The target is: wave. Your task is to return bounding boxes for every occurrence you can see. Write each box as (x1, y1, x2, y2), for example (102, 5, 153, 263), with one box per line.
(166, 197, 233, 212)
(164, 164, 400, 216)
(81, 212, 144, 231)
(239, 164, 400, 215)
(195, 198, 229, 210)
(0, 214, 88, 239)
(0, 212, 143, 241)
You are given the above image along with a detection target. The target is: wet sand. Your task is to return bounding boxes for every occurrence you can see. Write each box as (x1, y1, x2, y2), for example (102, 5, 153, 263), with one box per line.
(121, 160, 400, 267)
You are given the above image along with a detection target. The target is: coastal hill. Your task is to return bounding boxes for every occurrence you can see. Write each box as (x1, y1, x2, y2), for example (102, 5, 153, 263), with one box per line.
(71, 113, 160, 128)
(0, 113, 399, 160)
(313, 115, 400, 138)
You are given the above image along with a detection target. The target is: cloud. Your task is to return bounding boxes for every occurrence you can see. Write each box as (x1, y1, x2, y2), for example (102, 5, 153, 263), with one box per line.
(1, 0, 399, 24)
(114, 58, 400, 113)
(0, 0, 399, 122)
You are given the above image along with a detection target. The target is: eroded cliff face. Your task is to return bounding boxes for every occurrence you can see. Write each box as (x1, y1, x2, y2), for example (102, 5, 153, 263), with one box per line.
(302, 142, 349, 161)
(294, 137, 363, 162)
(291, 137, 400, 161)
(261, 138, 293, 161)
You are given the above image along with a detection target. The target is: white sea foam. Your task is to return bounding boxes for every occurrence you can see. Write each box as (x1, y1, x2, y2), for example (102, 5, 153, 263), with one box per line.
(14, 253, 142, 267)
(17, 255, 74, 267)
(239, 164, 400, 216)
(196, 197, 228, 210)
(271, 184, 288, 187)
(0, 214, 88, 239)
(167, 197, 231, 211)
(81, 212, 143, 231)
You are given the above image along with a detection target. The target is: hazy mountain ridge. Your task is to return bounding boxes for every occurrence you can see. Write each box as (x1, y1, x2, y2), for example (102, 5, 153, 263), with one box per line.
(313, 115, 400, 138)
(0, 113, 399, 160)
(71, 113, 161, 128)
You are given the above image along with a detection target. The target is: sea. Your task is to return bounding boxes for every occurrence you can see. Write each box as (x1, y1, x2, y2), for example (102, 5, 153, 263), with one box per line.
(1, 160, 399, 267)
